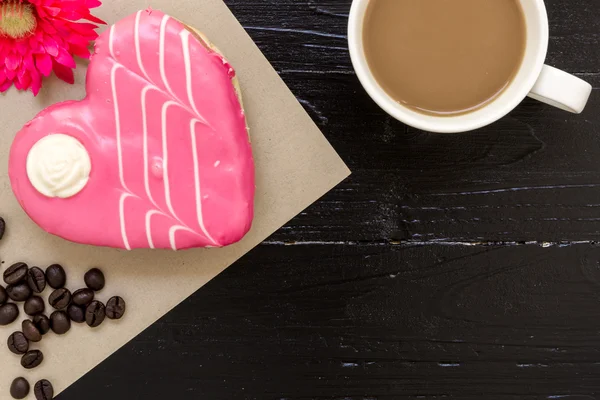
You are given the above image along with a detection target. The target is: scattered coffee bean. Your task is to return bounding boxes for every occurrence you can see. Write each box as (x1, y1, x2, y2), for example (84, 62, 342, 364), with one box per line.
(4, 262, 28, 285)
(26, 267, 46, 293)
(10, 377, 30, 399)
(0, 216, 5, 240)
(21, 350, 43, 369)
(45, 264, 66, 289)
(0, 303, 19, 325)
(22, 320, 42, 342)
(0, 285, 7, 305)
(34, 379, 53, 400)
(84, 268, 105, 291)
(85, 300, 106, 327)
(48, 288, 71, 309)
(24, 296, 45, 316)
(106, 296, 126, 320)
(33, 314, 51, 335)
(6, 283, 32, 302)
(7, 332, 29, 354)
(50, 311, 70, 334)
(72, 288, 94, 306)
(67, 304, 85, 323)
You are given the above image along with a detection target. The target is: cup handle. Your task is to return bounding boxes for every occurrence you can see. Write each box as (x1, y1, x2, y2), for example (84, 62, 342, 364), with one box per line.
(527, 65, 592, 114)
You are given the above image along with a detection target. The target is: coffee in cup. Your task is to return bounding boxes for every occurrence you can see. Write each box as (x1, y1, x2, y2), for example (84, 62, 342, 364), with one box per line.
(363, 0, 526, 116)
(348, 0, 593, 133)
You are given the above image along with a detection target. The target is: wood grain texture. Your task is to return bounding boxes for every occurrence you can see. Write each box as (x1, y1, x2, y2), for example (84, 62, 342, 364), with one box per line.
(64, 244, 600, 399)
(61, 0, 599, 399)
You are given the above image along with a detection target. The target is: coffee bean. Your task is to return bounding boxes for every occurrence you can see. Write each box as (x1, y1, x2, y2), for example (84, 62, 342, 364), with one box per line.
(48, 288, 71, 309)
(72, 288, 94, 306)
(34, 379, 53, 400)
(0, 285, 7, 305)
(21, 350, 43, 369)
(45, 264, 66, 289)
(84, 268, 105, 291)
(7, 283, 32, 302)
(0, 303, 19, 325)
(26, 267, 46, 293)
(67, 304, 85, 323)
(7, 332, 29, 354)
(85, 300, 105, 327)
(4, 262, 28, 285)
(24, 296, 45, 316)
(50, 311, 70, 334)
(33, 314, 51, 335)
(22, 320, 42, 342)
(0, 217, 5, 241)
(106, 296, 126, 320)
(10, 377, 30, 399)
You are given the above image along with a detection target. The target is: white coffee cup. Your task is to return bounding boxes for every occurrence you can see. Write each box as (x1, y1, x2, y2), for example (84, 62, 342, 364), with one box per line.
(348, 0, 593, 133)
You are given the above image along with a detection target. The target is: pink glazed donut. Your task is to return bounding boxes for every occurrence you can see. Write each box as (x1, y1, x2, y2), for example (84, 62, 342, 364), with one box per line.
(9, 9, 255, 250)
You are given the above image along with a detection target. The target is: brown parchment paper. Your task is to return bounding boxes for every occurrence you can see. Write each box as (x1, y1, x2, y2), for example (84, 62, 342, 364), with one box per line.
(0, 0, 350, 396)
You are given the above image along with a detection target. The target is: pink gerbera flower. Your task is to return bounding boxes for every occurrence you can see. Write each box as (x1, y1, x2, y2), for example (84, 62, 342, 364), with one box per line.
(0, 0, 104, 95)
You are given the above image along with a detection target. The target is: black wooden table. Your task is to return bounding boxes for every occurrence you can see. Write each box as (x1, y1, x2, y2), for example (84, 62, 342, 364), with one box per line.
(62, 0, 600, 398)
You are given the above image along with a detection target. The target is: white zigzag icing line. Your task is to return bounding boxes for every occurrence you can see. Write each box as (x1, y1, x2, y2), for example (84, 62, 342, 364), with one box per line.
(145, 210, 160, 249)
(110, 25, 133, 250)
(159, 15, 176, 99)
(135, 11, 151, 82)
(190, 119, 218, 245)
(119, 193, 134, 250)
(109, 26, 127, 193)
(141, 86, 158, 208)
(182, 28, 218, 245)
(169, 226, 194, 251)
(180, 30, 210, 125)
(161, 101, 179, 223)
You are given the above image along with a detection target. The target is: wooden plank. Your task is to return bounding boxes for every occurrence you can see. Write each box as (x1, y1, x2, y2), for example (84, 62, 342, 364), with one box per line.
(265, 73, 600, 244)
(62, 243, 600, 399)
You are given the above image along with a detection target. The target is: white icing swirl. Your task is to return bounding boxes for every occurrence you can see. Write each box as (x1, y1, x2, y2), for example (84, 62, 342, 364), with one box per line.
(26, 134, 92, 198)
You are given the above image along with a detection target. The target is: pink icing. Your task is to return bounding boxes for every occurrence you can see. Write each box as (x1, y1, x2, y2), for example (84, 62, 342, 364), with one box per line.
(9, 9, 255, 250)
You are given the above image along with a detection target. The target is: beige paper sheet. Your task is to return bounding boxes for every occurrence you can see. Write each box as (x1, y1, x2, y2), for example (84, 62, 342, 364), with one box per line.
(0, 0, 350, 396)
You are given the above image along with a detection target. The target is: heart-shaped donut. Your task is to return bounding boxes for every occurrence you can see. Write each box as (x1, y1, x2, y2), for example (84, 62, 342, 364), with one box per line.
(9, 9, 255, 250)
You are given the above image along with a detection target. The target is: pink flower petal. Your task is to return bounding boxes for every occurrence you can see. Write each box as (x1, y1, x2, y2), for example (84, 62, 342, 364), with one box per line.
(66, 35, 94, 47)
(23, 54, 35, 70)
(52, 60, 74, 84)
(35, 53, 53, 76)
(69, 44, 91, 59)
(68, 21, 100, 34)
(17, 69, 32, 90)
(58, 10, 83, 20)
(40, 22, 57, 35)
(43, 36, 60, 57)
(55, 47, 76, 68)
(29, 38, 44, 53)
(5, 53, 22, 71)
(35, 7, 48, 19)
(5, 68, 17, 80)
(27, 65, 42, 95)
(31, 75, 42, 96)
(44, 6, 61, 17)
(15, 41, 29, 55)
(81, 13, 106, 25)
(0, 47, 8, 62)
(85, 0, 102, 8)
(0, 80, 13, 92)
